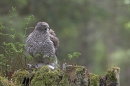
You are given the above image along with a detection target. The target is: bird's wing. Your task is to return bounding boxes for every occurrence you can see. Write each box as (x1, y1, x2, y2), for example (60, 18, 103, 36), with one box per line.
(25, 32, 40, 57)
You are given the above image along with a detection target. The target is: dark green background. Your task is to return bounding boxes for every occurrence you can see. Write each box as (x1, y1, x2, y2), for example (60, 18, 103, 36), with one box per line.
(0, 0, 130, 85)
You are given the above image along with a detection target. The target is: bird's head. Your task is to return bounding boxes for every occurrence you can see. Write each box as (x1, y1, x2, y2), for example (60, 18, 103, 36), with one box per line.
(35, 22, 50, 32)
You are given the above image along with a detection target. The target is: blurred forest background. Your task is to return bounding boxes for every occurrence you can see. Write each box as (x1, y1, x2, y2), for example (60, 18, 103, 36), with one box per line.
(0, 0, 130, 85)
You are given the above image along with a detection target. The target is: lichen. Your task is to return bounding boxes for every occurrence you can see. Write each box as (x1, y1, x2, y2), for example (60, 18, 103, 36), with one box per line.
(75, 65, 89, 86)
(65, 65, 89, 86)
(106, 65, 120, 86)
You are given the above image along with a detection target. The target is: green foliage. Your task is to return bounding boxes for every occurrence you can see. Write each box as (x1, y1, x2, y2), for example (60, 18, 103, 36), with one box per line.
(110, 49, 130, 66)
(125, 21, 130, 29)
(0, 7, 34, 75)
(124, 0, 130, 5)
(68, 52, 81, 60)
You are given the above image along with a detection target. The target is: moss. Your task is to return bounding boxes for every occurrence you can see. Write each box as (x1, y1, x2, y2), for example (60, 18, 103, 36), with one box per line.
(10, 65, 120, 86)
(75, 65, 86, 76)
(0, 76, 8, 86)
(90, 73, 99, 86)
(106, 65, 120, 86)
(0, 76, 14, 86)
(75, 65, 88, 86)
(12, 69, 29, 85)
(106, 69, 117, 82)
(31, 66, 69, 86)
(58, 75, 71, 86)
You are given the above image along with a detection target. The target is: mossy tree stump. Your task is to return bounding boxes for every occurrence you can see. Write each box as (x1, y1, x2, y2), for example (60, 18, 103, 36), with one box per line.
(10, 65, 120, 86)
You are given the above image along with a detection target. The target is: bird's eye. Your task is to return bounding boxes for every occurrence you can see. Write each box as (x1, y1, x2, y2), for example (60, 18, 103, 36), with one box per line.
(45, 28, 47, 30)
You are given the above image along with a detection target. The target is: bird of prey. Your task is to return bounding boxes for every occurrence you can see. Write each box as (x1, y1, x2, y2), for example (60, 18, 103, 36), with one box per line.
(25, 22, 59, 69)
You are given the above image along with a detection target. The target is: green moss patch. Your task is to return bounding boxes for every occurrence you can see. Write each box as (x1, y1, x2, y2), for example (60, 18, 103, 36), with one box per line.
(12, 69, 29, 85)
(90, 73, 99, 86)
(31, 66, 67, 86)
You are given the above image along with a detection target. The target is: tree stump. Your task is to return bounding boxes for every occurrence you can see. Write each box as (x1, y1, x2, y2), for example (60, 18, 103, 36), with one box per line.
(1, 65, 120, 86)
